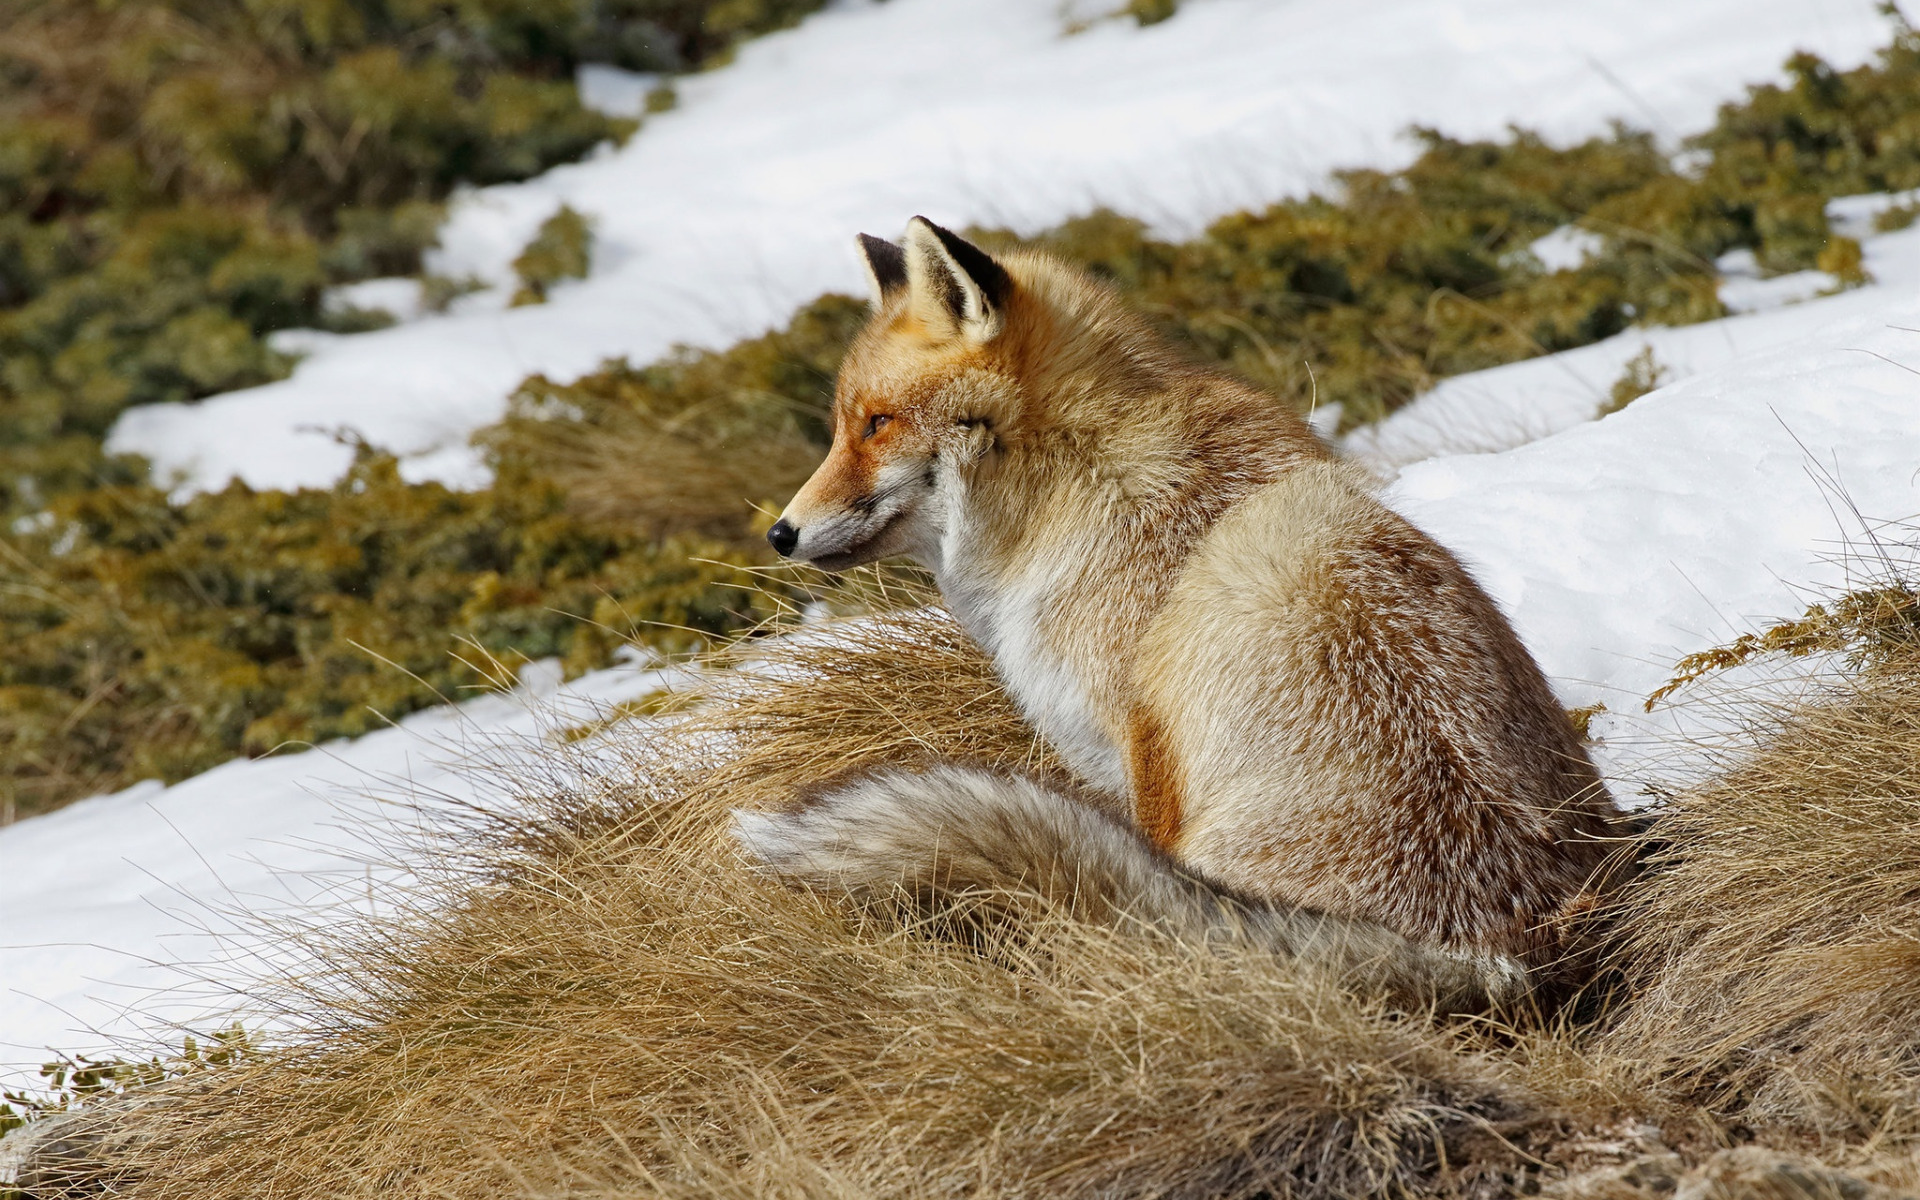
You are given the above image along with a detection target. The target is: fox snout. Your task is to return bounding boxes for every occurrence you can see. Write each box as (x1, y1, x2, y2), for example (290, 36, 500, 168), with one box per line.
(766, 478, 920, 570)
(766, 518, 799, 557)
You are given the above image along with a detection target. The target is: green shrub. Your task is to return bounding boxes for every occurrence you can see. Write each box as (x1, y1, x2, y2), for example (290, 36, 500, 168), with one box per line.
(0, 1027, 252, 1138)
(510, 205, 595, 306)
(1874, 201, 1920, 231)
(971, 126, 1687, 426)
(487, 293, 865, 537)
(1599, 345, 1669, 417)
(1128, 0, 1178, 25)
(0, 449, 783, 820)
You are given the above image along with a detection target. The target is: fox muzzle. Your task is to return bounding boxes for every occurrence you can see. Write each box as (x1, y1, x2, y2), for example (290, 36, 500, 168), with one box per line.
(766, 518, 799, 557)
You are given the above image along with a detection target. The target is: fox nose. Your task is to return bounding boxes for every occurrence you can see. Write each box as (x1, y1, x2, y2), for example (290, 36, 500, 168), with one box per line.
(767, 518, 799, 557)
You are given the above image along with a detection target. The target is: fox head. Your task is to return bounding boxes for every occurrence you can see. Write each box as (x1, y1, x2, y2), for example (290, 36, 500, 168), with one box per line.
(766, 217, 1020, 571)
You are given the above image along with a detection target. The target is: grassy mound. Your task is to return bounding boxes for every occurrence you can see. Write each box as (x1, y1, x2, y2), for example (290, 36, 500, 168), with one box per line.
(13, 571, 1920, 1198)
(1603, 577, 1920, 1137)
(7, 597, 1538, 1199)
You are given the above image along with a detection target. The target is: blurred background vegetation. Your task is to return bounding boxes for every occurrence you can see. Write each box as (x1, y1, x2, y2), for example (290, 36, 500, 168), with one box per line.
(2, 3, 1917, 820)
(0, 0, 826, 516)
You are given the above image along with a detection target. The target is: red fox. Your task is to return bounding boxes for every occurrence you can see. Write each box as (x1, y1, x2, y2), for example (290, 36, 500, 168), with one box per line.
(736, 217, 1621, 1006)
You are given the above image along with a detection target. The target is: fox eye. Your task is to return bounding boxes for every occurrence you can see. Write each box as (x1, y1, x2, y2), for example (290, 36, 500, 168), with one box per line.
(863, 413, 892, 439)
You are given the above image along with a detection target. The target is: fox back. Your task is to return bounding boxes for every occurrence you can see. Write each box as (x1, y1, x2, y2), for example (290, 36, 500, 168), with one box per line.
(764, 218, 1618, 965)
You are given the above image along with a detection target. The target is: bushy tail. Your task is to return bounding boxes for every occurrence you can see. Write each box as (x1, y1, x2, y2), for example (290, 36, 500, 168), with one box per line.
(733, 764, 1526, 1012)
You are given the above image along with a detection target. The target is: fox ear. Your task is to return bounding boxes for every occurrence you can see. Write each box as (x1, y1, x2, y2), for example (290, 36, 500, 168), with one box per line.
(902, 216, 1011, 343)
(855, 233, 907, 307)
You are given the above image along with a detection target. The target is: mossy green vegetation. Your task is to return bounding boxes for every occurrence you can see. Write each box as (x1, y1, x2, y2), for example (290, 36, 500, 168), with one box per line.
(0, 449, 778, 820)
(511, 205, 596, 306)
(6, 19, 1920, 821)
(973, 129, 1690, 428)
(0, 1026, 251, 1138)
(1127, 0, 1179, 26)
(487, 293, 866, 540)
(1599, 345, 1670, 418)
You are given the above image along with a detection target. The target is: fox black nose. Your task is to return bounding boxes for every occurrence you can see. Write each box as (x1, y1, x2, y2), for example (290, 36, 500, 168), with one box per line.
(766, 518, 799, 557)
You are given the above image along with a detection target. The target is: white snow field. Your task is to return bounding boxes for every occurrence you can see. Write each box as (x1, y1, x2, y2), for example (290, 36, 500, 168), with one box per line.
(106, 0, 1892, 493)
(5, 0, 1919, 1093)
(1385, 231, 1920, 788)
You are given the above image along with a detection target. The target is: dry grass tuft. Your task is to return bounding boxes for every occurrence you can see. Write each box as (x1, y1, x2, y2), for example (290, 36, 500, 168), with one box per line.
(503, 399, 824, 542)
(1603, 661, 1920, 1136)
(24, 576, 1920, 1198)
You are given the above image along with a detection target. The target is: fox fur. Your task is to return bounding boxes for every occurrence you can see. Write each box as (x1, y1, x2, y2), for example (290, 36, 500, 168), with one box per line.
(742, 216, 1621, 1004)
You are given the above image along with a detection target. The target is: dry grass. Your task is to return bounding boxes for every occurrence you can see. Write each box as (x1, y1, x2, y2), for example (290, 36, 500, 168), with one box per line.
(18, 578, 1920, 1198)
(1602, 662, 1920, 1137)
(506, 397, 824, 541)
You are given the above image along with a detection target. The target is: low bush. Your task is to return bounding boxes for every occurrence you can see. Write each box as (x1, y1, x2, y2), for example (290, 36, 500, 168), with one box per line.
(0, 449, 782, 821)
(510, 205, 596, 306)
(487, 293, 865, 541)
(0, 288, 864, 819)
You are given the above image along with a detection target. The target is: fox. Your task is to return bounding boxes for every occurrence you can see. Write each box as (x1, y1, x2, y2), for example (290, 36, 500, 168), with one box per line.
(733, 216, 1622, 1008)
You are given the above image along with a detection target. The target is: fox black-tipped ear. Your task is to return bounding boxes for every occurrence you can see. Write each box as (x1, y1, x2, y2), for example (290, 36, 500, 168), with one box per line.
(856, 233, 907, 306)
(902, 216, 1011, 343)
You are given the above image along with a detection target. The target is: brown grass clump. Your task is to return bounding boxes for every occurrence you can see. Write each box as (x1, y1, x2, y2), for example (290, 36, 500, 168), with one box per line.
(1603, 660, 1920, 1136)
(487, 295, 866, 544)
(23, 576, 1920, 1198)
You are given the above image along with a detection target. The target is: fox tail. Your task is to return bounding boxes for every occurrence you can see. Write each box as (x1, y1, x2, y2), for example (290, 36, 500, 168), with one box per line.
(732, 764, 1526, 1011)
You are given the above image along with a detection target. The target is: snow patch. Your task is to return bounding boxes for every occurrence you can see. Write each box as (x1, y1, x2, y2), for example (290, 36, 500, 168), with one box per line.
(574, 63, 663, 119)
(324, 277, 426, 324)
(1529, 225, 1605, 272)
(0, 660, 679, 1083)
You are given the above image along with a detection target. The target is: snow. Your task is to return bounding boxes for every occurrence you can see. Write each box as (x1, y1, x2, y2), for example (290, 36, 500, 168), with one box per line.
(1384, 301, 1920, 791)
(574, 63, 664, 119)
(6, 0, 1920, 1102)
(1715, 248, 1838, 313)
(103, 0, 1892, 494)
(1528, 225, 1606, 273)
(0, 658, 676, 1086)
(1346, 209, 1920, 472)
(324, 277, 426, 324)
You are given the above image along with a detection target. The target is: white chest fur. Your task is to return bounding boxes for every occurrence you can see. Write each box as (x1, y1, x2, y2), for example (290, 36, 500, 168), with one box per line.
(937, 538, 1130, 798)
